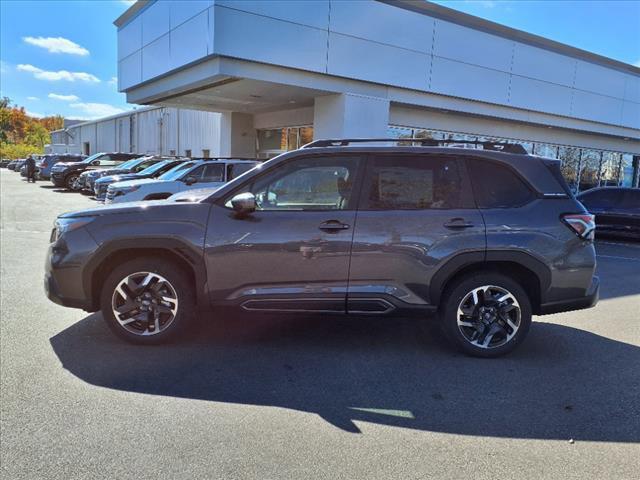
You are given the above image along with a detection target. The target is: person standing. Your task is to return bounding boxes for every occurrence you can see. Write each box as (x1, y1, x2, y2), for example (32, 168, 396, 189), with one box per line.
(25, 155, 37, 183)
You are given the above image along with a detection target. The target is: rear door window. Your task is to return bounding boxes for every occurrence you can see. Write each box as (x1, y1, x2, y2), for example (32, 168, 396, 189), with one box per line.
(466, 158, 535, 208)
(362, 155, 468, 210)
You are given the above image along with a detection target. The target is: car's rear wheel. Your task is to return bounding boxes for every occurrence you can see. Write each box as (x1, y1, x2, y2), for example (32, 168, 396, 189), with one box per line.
(439, 272, 531, 358)
(100, 258, 196, 345)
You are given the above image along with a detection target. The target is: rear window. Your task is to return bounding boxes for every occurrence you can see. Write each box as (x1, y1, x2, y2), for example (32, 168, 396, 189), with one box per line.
(467, 158, 534, 208)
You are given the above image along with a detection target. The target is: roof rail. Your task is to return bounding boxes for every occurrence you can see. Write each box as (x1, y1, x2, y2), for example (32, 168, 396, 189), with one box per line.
(302, 138, 528, 155)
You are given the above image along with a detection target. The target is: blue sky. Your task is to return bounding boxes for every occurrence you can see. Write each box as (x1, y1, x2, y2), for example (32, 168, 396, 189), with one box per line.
(0, 0, 638, 120)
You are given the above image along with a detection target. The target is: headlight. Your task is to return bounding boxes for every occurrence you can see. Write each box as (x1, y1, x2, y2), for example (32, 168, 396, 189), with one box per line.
(51, 217, 95, 242)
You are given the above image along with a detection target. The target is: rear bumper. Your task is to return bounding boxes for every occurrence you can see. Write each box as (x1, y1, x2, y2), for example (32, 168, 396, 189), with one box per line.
(539, 275, 599, 315)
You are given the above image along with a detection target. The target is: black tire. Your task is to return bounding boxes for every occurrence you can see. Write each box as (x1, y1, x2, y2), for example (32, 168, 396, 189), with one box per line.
(65, 173, 79, 190)
(439, 272, 532, 358)
(100, 257, 196, 345)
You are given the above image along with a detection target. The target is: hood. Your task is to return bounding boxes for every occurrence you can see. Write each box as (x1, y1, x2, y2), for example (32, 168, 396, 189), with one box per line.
(168, 186, 222, 203)
(59, 199, 187, 219)
(53, 162, 85, 170)
(109, 177, 169, 189)
(96, 172, 146, 184)
(53, 162, 79, 168)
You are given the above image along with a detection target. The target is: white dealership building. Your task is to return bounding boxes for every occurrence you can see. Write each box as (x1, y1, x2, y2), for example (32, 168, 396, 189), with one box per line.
(106, 0, 640, 190)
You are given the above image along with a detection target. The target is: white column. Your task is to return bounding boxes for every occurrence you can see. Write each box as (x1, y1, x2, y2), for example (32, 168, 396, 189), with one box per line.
(313, 93, 390, 139)
(219, 112, 257, 157)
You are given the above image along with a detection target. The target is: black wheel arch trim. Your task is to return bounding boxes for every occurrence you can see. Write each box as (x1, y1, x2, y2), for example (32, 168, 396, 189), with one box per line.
(82, 236, 208, 311)
(429, 249, 552, 307)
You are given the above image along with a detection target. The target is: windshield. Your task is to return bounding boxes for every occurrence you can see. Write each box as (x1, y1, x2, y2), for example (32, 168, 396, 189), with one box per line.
(117, 158, 146, 170)
(159, 161, 195, 180)
(138, 160, 172, 175)
(81, 152, 104, 164)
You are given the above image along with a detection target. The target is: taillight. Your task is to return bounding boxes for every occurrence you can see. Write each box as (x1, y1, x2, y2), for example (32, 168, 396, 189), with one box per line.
(562, 213, 595, 240)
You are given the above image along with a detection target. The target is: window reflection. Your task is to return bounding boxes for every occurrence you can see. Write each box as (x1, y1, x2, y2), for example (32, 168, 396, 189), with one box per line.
(579, 150, 602, 191)
(558, 146, 581, 191)
(599, 152, 621, 187)
(387, 125, 639, 192)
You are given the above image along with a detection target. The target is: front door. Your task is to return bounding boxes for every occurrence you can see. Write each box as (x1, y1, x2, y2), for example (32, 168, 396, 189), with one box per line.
(204, 154, 363, 313)
(348, 153, 485, 313)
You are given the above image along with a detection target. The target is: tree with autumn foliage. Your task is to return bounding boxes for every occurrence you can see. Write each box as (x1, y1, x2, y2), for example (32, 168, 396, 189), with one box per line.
(0, 97, 64, 159)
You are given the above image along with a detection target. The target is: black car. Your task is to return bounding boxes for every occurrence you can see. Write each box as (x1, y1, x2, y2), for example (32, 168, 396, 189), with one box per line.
(37, 153, 86, 180)
(577, 187, 640, 240)
(50, 152, 140, 190)
(78, 156, 164, 193)
(93, 157, 187, 200)
(45, 138, 599, 358)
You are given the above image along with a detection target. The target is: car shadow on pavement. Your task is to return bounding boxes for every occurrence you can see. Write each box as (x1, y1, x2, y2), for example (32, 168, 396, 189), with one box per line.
(50, 312, 639, 441)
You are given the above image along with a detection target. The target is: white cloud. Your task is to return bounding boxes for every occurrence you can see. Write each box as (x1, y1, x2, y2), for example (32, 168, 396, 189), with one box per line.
(69, 102, 126, 119)
(634, 59, 640, 67)
(17, 64, 100, 83)
(23, 36, 89, 56)
(108, 76, 118, 85)
(26, 110, 44, 118)
(48, 93, 80, 101)
(27, 96, 39, 101)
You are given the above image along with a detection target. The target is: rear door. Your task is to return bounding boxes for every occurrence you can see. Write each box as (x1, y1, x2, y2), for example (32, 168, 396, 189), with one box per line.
(348, 153, 485, 312)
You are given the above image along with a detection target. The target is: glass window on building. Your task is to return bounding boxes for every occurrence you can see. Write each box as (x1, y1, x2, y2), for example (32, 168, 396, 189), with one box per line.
(558, 146, 581, 193)
(534, 143, 559, 159)
(256, 126, 314, 159)
(620, 154, 635, 188)
(299, 127, 313, 146)
(599, 152, 622, 187)
(257, 128, 287, 152)
(579, 149, 602, 192)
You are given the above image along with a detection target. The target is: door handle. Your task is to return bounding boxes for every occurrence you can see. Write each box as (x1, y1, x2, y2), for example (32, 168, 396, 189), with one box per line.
(319, 220, 350, 232)
(444, 218, 474, 229)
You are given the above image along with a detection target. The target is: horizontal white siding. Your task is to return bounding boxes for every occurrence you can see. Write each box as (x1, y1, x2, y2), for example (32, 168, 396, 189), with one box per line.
(117, 0, 640, 131)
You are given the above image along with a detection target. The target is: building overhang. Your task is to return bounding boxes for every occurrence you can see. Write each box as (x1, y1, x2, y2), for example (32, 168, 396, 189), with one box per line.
(124, 55, 640, 148)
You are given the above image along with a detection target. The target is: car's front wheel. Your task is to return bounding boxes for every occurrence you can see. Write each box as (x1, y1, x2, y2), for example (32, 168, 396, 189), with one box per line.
(100, 257, 196, 344)
(65, 173, 79, 190)
(439, 272, 532, 358)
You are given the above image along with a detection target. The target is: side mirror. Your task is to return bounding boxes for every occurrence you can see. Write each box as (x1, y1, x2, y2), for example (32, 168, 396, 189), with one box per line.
(231, 192, 256, 215)
(91, 160, 101, 166)
(184, 176, 197, 185)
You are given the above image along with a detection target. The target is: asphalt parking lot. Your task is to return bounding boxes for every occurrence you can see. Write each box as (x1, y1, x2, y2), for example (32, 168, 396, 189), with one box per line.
(1, 168, 639, 479)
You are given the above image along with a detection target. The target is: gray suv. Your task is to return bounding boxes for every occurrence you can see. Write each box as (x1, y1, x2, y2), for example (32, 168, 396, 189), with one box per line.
(44, 139, 599, 357)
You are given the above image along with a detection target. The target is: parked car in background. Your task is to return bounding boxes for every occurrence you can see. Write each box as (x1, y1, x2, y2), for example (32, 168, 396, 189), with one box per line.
(577, 187, 640, 240)
(105, 158, 259, 204)
(93, 157, 187, 201)
(50, 152, 140, 190)
(7, 159, 22, 171)
(0, 159, 11, 168)
(37, 154, 86, 180)
(165, 186, 221, 203)
(78, 156, 164, 193)
(46, 139, 598, 357)
(13, 159, 27, 173)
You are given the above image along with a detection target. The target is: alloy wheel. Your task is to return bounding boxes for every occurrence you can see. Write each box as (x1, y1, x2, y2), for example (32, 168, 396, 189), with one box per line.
(111, 271, 179, 336)
(456, 285, 521, 349)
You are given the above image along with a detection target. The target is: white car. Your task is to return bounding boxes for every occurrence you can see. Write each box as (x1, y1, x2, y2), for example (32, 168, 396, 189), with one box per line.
(105, 158, 259, 204)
